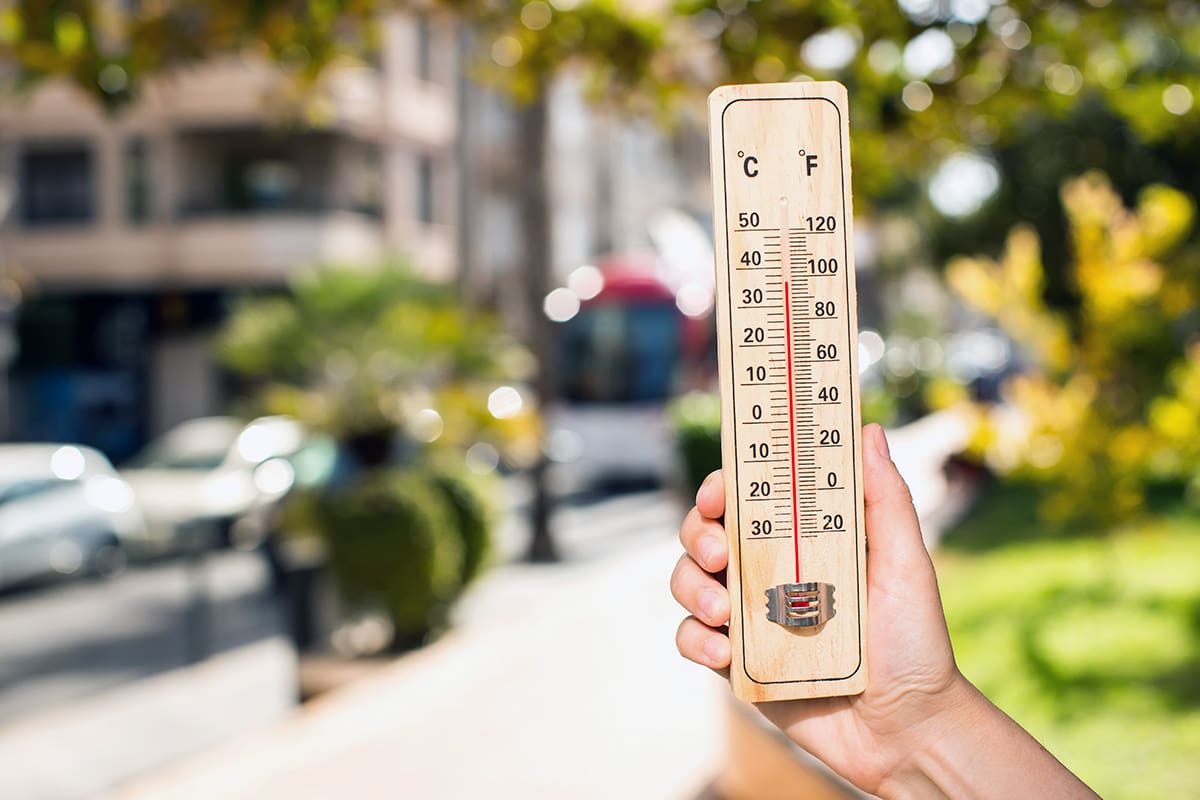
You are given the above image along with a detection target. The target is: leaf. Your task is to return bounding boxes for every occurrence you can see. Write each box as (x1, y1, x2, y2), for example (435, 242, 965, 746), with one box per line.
(53, 13, 87, 58)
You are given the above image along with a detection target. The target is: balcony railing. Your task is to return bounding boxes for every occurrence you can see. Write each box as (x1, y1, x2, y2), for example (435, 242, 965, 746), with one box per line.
(6, 211, 385, 286)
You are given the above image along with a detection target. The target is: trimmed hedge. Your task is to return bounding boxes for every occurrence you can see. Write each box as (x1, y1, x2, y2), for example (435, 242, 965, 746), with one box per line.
(314, 470, 463, 645)
(428, 465, 494, 587)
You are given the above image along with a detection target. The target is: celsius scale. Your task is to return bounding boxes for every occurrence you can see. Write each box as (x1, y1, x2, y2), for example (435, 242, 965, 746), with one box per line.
(708, 82, 868, 702)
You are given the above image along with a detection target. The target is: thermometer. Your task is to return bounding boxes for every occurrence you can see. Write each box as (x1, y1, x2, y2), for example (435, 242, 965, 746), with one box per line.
(707, 82, 868, 702)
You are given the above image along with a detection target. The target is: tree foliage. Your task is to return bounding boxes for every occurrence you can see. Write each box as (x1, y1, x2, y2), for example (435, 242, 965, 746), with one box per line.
(4, 1, 1200, 199)
(217, 262, 539, 465)
(949, 172, 1200, 524)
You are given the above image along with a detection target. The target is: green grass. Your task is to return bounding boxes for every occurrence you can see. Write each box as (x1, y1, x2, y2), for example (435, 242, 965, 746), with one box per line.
(936, 486, 1200, 799)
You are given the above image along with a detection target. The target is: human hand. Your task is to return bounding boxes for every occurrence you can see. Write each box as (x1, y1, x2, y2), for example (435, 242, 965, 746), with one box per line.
(670, 423, 970, 794)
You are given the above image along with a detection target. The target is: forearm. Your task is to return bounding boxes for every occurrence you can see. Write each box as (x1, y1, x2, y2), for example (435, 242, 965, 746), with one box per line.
(877, 678, 1099, 800)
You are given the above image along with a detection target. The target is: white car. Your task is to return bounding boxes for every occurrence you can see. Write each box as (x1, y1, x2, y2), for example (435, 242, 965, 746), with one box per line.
(0, 444, 146, 589)
(120, 416, 321, 554)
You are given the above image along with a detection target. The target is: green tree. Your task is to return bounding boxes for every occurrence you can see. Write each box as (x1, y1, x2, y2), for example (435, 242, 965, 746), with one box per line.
(218, 262, 538, 466)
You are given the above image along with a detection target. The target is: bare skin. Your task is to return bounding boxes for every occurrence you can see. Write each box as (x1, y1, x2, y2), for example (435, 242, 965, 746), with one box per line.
(671, 423, 1099, 799)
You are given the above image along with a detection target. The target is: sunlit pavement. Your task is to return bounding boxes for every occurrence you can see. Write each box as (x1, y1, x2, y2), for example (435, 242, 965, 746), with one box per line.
(0, 552, 297, 799)
(0, 550, 281, 720)
(0, 639, 296, 799)
(113, 493, 729, 800)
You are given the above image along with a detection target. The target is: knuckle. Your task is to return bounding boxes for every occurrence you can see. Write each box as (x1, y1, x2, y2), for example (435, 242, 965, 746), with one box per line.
(679, 507, 701, 546)
(668, 554, 694, 604)
(674, 617, 695, 654)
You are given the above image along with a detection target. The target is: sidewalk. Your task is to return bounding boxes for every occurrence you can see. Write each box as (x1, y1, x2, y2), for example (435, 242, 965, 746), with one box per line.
(0, 638, 296, 800)
(112, 526, 728, 799)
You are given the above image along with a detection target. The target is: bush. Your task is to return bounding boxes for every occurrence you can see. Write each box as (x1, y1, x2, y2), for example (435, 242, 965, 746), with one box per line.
(428, 465, 495, 587)
(313, 470, 463, 647)
(668, 391, 722, 500)
(218, 262, 540, 651)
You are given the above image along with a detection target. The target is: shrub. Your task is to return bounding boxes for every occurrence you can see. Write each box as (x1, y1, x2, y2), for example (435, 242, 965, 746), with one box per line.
(218, 262, 539, 650)
(313, 470, 463, 647)
(428, 465, 495, 587)
(668, 391, 722, 499)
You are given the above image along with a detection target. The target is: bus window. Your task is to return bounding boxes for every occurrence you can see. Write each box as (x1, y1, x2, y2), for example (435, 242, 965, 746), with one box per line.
(560, 303, 682, 404)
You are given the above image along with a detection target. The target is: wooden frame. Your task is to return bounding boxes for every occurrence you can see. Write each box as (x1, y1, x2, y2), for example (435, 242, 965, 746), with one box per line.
(708, 81, 868, 702)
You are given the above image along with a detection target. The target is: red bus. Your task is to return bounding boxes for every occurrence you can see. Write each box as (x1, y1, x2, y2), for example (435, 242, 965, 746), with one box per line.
(549, 254, 715, 489)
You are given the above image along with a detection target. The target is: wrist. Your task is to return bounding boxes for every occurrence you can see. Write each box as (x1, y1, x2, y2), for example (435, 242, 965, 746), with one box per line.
(874, 672, 987, 800)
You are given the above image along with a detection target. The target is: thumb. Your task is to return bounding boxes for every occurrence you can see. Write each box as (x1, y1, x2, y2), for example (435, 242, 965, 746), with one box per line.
(861, 423, 929, 571)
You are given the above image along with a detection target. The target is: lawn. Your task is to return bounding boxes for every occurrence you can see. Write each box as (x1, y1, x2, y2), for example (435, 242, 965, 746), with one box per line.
(935, 484, 1200, 799)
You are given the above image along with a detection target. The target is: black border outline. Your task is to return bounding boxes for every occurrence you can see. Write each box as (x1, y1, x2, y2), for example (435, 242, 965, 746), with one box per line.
(721, 95, 864, 686)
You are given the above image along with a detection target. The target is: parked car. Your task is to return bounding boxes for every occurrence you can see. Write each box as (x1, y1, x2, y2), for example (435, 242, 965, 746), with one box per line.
(119, 416, 334, 554)
(0, 444, 146, 590)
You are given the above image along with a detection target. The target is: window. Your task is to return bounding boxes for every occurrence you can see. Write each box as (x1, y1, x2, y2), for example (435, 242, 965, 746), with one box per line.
(560, 303, 683, 404)
(415, 15, 433, 82)
(125, 138, 151, 224)
(19, 144, 95, 225)
(417, 154, 435, 224)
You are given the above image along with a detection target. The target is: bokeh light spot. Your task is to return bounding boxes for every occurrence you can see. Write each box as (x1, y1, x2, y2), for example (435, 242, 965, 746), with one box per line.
(902, 81, 934, 111)
(1163, 83, 1194, 115)
(491, 36, 523, 67)
(50, 446, 86, 481)
(487, 386, 523, 419)
(544, 287, 581, 322)
(928, 152, 1000, 217)
(567, 265, 604, 300)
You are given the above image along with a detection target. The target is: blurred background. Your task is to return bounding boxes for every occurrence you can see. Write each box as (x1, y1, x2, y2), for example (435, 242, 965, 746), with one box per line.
(1, 1, 1199, 798)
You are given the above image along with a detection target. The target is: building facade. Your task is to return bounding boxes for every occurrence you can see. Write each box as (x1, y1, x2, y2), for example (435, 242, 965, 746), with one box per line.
(0, 15, 461, 459)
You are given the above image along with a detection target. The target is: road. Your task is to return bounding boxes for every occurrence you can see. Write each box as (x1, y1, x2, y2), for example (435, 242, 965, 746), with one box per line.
(0, 549, 282, 722)
(0, 484, 682, 725)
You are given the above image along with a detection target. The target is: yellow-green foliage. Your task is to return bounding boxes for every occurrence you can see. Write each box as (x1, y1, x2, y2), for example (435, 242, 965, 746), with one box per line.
(947, 172, 1200, 524)
(217, 262, 540, 467)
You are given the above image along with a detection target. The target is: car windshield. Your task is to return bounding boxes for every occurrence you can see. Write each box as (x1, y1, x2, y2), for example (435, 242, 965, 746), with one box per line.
(127, 449, 228, 470)
(0, 478, 70, 505)
(125, 419, 240, 470)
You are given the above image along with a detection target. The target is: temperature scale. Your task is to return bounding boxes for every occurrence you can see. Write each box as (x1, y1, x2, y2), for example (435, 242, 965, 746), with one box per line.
(708, 82, 868, 702)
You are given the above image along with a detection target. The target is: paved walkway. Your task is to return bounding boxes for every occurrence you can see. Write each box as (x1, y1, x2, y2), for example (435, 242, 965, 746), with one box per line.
(0, 639, 296, 800)
(112, 528, 728, 799)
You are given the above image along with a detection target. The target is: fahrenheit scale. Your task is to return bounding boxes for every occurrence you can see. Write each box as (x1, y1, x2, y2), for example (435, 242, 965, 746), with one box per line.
(708, 82, 867, 702)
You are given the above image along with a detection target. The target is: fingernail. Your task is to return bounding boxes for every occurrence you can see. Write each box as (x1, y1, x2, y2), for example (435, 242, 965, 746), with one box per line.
(700, 536, 724, 569)
(699, 589, 720, 623)
(875, 426, 891, 460)
(702, 636, 730, 666)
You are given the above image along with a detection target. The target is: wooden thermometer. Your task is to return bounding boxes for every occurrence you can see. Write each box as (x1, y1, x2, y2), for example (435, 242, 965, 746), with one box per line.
(708, 82, 867, 702)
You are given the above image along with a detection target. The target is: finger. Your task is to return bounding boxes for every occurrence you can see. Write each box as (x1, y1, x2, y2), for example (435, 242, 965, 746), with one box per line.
(862, 423, 930, 572)
(695, 469, 725, 520)
(675, 615, 731, 670)
(679, 506, 729, 573)
(670, 553, 730, 626)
